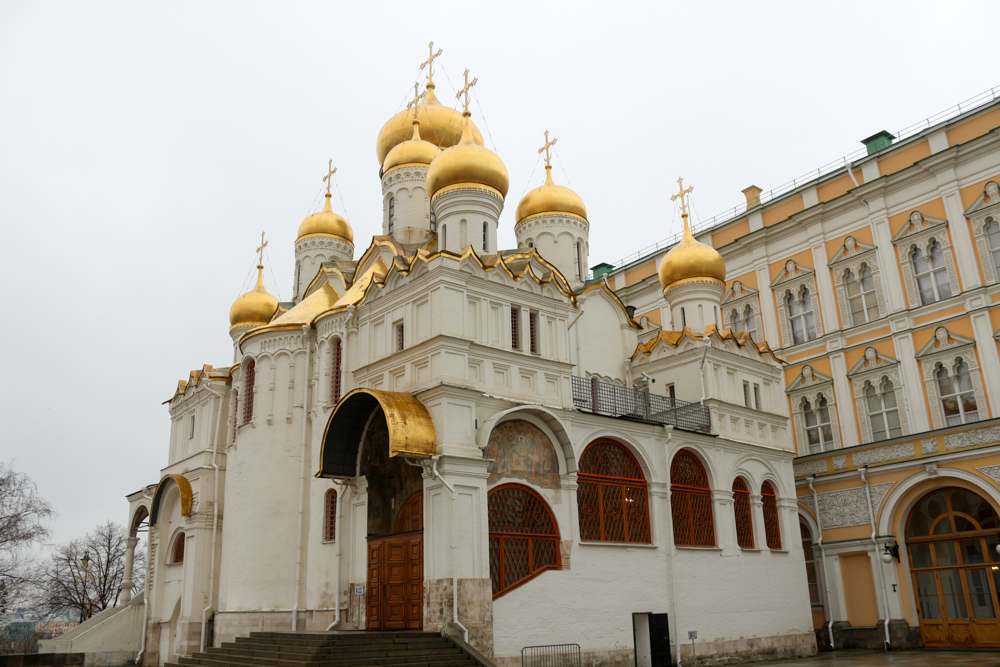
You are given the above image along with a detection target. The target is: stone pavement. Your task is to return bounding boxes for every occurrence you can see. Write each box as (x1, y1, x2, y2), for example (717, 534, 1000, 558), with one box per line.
(732, 649, 1000, 666)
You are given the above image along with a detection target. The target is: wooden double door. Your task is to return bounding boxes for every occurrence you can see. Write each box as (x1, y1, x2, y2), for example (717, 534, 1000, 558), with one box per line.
(366, 493, 423, 630)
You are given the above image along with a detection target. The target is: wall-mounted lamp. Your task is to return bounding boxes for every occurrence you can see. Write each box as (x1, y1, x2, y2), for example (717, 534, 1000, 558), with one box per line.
(880, 541, 900, 564)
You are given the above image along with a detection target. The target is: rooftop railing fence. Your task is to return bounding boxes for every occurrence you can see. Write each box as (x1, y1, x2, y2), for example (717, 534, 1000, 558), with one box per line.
(571, 376, 712, 433)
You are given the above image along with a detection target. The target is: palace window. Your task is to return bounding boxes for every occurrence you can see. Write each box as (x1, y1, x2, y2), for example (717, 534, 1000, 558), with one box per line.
(483, 221, 488, 251)
(912, 241, 952, 305)
(936, 359, 979, 426)
(844, 264, 880, 325)
(529, 312, 539, 354)
(388, 197, 395, 233)
(488, 484, 561, 598)
(785, 286, 817, 345)
(729, 304, 757, 339)
(670, 450, 714, 547)
(323, 489, 337, 542)
(242, 358, 255, 424)
(800, 520, 822, 607)
(429, 210, 437, 233)
(732, 477, 753, 549)
(511, 307, 521, 350)
(864, 377, 903, 441)
(577, 439, 651, 543)
(171, 533, 185, 564)
(761, 481, 781, 550)
(331, 338, 343, 404)
(802, 396, 834, 454)
(742, 381, 751, 408)
(985, 218, 1000, 277)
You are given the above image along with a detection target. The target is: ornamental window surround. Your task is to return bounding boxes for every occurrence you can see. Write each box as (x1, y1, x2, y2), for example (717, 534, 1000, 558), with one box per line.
(967, 181, 1000, 284)
(916, 326, 987, 430)
(787, 365, 842, 454)
(848, 347, 910, 444)
(670, 449, 714, 547)
(577, 439, 651, 544)
(722, 280, 761, 341)
(829, 236, 887, 329)
(732, 476, 754, 549)
(892, 211, 960, 308)
(770, 260, 823, 348)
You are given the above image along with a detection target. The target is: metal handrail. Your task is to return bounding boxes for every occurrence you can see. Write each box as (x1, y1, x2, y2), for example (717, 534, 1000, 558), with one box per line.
(521, 643, 581, 667)
(610, 84, 1000, 271)
(571, 376, 711, 433)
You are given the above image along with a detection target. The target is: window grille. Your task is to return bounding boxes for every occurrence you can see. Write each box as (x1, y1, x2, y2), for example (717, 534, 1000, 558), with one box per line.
(242, 358, 255, 424)
(331, 338, 342, 404)
(786, 286, 817, 344)
(864, 378, 902, 441)
(571, 376, 710, 432)
(936, 359, 979, 426)
(802, 396, 833, 454)
(172, 533, 185, 564)
(324, 489, 337, 541)
(577, 440, 650, 543)
(845, 264, 880, 324)
(511, 307, 520, 350)
(488, 484, 561, 598)
(732, 477, 754, 548)
(671, 450, 714, 547)
(753, 383, 762, 410)
(388, 197, 395, 233)
(761, 481, 781, 549)
(395, 323, 404, 352)
(912, 241, 952, 305)
(742, 381, 751, 408)
(529, 312, 539, 354)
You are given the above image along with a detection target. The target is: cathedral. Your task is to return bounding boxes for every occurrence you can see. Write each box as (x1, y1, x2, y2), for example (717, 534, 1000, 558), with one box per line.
(41, 49, 1000, 667)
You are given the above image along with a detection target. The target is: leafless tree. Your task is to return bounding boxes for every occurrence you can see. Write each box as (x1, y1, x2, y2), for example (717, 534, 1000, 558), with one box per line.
(0, 461, 53, 614)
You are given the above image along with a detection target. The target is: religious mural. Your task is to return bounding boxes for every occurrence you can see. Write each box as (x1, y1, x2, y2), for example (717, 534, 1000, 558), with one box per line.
(485, 420, 560, 489)
(359, 413, 423, 536)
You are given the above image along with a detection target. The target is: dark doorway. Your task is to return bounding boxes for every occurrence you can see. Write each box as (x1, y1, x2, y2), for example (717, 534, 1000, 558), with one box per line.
(633, 612, 671, 667)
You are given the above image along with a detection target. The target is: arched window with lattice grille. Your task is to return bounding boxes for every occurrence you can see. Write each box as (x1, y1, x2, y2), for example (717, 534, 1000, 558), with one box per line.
(242, 358, 255, 424)
(323, 489, 337, 542)
(171, 532, 185, 564)
(488, 484, 561, 598)
(671, 450, 714, 547)
(331, 338, 343, 405)
(577, 439, 651, 543)
(732, 477, 753, 548)
(762, 481, 782, 549)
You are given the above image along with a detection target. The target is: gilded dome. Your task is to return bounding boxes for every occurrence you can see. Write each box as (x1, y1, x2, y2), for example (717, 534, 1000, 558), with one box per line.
(382, 119, 440, 173)
(426, 111, 509, 198)
(229, 265, 278, 327)
(658, 214, 727, 289)
(515, 165, 587, 224)
(376, 83, 484, 165)
(297, 193, 354, 243)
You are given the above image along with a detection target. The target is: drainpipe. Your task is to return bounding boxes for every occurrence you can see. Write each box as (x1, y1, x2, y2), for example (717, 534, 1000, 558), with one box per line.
(859, 467, 892, 651)
(292, 324, 313, 631)
(662, 427, 682, 667)
(200, 389, 225, 651)
(325, 481, 349, 631)
(807, 476, 835, 651)
(136, 486, 155, 665)
(430, 457, 469, 643)
(699, 336, 711, 404)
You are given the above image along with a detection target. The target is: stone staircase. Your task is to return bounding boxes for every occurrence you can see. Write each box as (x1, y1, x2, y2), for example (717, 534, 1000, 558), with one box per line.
(167, 631, 485, 667)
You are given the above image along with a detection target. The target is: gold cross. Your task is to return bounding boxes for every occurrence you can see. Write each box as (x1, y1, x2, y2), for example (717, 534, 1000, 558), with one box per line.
(406, 82, 426, 121)
(419, 41, 443, 85)
(256, 231, 268, 265)
(456, 68, 477, 112)
(322, 160, 337, 195)
(670, 177, 694, 217)
(537, 130, 558, 166)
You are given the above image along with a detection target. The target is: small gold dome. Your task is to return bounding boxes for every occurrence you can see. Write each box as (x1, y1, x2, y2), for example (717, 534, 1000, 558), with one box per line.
(376, 83, 484, 165)
(297, 194, 354, 243)
(426, 111, 509, 198)
(658, 214, 727, 289)
(229, 265, 278, 327)
(515, 164, 587, 224)
(382, 119, 440, 173)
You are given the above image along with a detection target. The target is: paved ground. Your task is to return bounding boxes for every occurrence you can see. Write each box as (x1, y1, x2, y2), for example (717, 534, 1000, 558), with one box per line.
(732, 649, 1000, 666)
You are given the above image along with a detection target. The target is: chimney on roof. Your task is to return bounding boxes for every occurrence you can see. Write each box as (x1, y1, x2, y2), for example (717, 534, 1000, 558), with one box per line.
(742, 185, 762, 210)
(862, 130, 895, 156)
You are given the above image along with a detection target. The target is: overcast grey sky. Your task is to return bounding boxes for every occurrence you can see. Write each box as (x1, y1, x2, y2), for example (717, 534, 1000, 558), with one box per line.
(1, 1, 996, 547)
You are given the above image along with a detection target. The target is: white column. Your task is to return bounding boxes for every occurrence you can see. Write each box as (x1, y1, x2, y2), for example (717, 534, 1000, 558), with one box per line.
(970, 310, 1000, 418)
(941, 187, 983, 290)
(812, 242, 839, 335)
(755, 265, 780, 346)
(121, 536, 139, 604)
(829, 353, 859, 448)
(714, 489, 738, 556)
(871, 214, 907, 314)
(749, 495, 766, 551)
(892, 332, 930, 433)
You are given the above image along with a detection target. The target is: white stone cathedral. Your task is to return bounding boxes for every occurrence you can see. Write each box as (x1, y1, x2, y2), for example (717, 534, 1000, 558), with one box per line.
(98, 57, 818, 667)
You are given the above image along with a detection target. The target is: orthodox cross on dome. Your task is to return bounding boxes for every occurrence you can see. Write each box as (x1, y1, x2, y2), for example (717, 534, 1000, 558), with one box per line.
(671, 177, 694, 218)
(322, 160, 337, 196)
(406, 83, 426, 120)
(256, 231, 268, 266)
(456, 69, 477, 113)
(419, 41, 443, 86)
(537, 130, 557, 166)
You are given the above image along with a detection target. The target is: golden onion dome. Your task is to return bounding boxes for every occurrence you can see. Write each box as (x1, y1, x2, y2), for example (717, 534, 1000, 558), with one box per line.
(515, 164, 587, 224)
(382, 119, 440, 173)
(297, 193, 354, 243)
(229, 265, 279, 327)
(426, 110, 509, 199)
(658, 213, 727, 289)
(376, 83, 484, 165)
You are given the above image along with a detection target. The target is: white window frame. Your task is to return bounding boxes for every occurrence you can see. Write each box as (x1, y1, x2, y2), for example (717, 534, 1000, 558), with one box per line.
(829, 236, 886, 329)
(770, 260, 823, 348)
(968, 181, 1000, 284)
(848, 347, 910, 444)
(722, 281, 762, 341)
(916, 326, 987, 430)
(787, 365, 841, 454)
(892, 211, 960, 308)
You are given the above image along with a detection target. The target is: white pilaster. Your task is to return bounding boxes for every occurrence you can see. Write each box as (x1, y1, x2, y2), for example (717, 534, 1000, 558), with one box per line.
(941, 187, 982, 290)
(829, 352, 859, 449)
(892, 332, 930, 433)
(755, 264, 781, 345)
(870, 214, 907, 314)
(970, 310, 1000, 418)
(811, 242, 839, 335)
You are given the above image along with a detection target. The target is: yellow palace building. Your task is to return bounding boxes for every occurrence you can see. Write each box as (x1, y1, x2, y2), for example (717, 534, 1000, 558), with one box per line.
(604, 87, 1000, 650)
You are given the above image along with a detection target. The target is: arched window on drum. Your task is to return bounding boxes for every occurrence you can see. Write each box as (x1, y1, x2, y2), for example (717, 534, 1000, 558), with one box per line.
(488, 484, 561, 598)
(577, 439, 651, 543)
(671, 450, 714, 547)
(242, 358, 255, 424)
